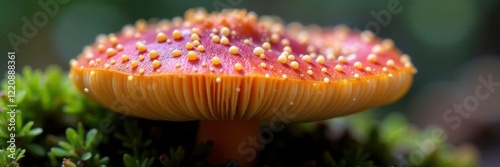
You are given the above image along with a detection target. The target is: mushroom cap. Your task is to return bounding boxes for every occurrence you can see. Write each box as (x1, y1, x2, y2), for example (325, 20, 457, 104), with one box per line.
(69, 8, 416, 122)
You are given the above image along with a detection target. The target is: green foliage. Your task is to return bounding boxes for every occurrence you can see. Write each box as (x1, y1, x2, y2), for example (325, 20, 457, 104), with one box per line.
(0, 66, 104, 128)
(115, 119, 157, 167)
(321, 112, 478, 167)
(123, 154, 154, 167)
(0, 149, 25, 167)
(0, 109, 43, 157)
(49, 123, 109, 167)
(159, 146, 185, 167)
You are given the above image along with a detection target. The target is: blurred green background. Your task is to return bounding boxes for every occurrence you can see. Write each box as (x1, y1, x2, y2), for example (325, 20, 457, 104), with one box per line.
(1, 0, 499, 166)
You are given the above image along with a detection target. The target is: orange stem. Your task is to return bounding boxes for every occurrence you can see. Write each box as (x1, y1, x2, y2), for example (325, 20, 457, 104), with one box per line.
(197, 120, 260, 166)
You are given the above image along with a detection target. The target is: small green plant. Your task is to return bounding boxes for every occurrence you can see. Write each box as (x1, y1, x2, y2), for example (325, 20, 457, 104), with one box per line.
(159, 146, 185, 167)
(0, 109, 44, 156)
(115, 119, 156, 167)
(0, 148, 25, 167)
(123, 154, 154, 167)
(49, 123, 109, 167)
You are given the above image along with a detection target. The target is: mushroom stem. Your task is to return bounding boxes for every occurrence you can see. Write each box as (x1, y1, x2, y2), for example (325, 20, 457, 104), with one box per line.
(197, 119, 260, 166)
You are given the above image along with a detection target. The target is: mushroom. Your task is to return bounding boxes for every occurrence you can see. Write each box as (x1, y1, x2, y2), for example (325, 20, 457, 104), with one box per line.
(69, 8, 416, 165)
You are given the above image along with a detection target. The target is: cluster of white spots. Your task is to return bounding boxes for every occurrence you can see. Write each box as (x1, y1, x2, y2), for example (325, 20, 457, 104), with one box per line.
(84, 88, 89, 93)
(75, 10, 419, 86)
(128, 75, 134, 81)
(90, 71, 95, 75)
(110, 59, 116, 65)
(215, 77, 221, 83)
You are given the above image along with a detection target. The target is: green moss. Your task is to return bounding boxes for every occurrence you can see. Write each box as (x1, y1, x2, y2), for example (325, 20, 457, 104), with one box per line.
(0, 66, 478, 166)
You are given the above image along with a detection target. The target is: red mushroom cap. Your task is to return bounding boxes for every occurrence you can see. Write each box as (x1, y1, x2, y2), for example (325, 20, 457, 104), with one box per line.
(69, 8, 416, 122)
